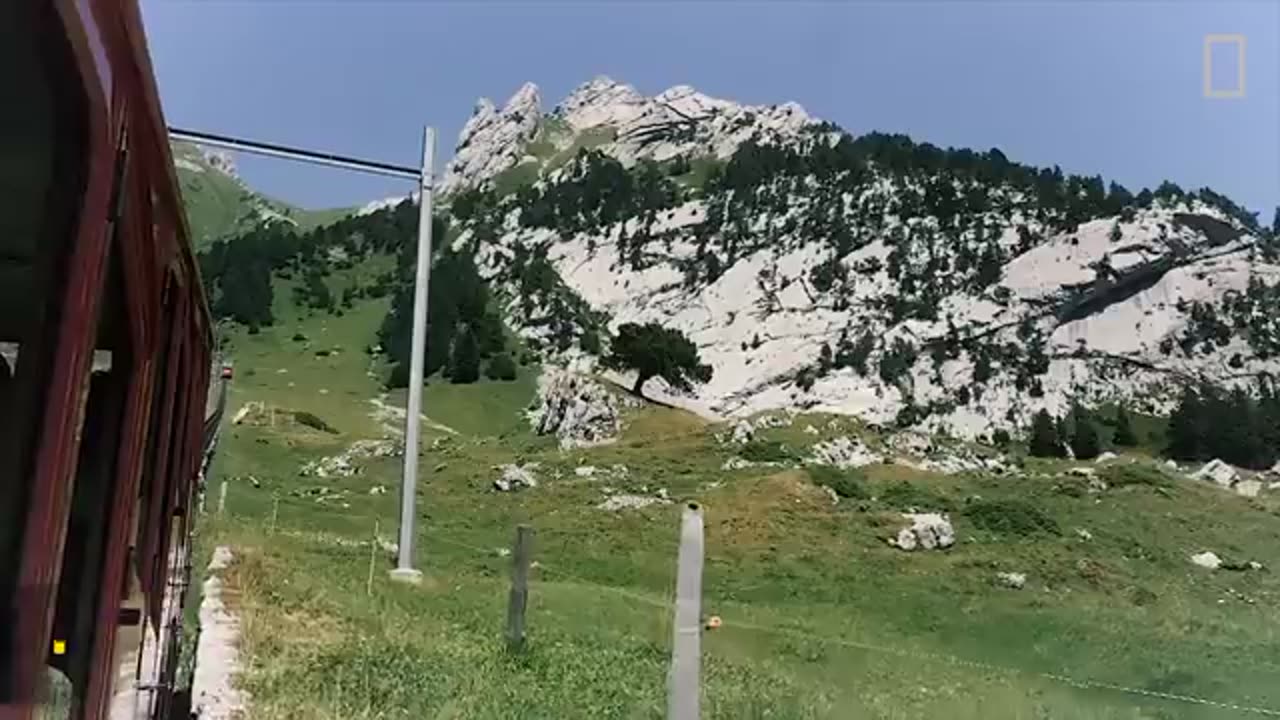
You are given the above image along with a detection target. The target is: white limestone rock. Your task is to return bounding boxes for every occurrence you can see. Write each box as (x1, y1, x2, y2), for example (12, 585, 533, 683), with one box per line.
(1194, 459, 1239, 488)
(995, 572, 1027, 589)
(809, 436, 880, 469)
(596, 493, 671, 511)
(730, 419, 755, 444)
(493, 463, 538, 492)
(528, 370, 623, 449)
(441, 82, 543, 193)
(1191, 551, 1222, 570)
(1235, 479, 1263, 498)
(889, 513, 955, 551)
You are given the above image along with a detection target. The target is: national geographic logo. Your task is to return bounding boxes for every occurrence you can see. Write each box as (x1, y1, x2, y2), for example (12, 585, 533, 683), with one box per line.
(1204, 34, 1246, 99)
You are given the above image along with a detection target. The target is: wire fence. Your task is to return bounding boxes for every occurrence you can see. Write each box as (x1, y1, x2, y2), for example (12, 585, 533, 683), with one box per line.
(202, 479, 1280, 719)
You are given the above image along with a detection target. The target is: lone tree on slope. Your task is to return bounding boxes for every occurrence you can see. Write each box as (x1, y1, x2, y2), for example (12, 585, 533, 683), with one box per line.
(604, 322, 712, 399)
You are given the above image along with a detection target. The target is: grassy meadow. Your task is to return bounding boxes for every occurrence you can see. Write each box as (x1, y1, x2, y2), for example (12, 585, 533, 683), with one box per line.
(189, 262, 1280, 720)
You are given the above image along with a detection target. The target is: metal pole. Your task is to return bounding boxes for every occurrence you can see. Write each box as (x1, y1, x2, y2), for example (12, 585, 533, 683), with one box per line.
(391, 126, 435, 584)
(668, 504, 705, 720)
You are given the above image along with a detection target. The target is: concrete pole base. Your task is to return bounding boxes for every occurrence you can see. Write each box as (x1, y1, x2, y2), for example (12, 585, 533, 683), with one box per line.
(388, 568, 424, 585)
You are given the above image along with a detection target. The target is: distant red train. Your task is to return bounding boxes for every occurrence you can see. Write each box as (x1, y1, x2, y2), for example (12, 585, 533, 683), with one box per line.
(0, 2, 216, 719)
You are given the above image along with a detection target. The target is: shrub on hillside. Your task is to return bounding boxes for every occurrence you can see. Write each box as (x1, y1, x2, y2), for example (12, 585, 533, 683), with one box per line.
(740, 440, 796, 464)
(807, 466, 868, 500)
(965, 499, 1059, 536)
(1101, 464, 1168, 489)
(293, 411, 338, 434)
(879, 481, 953, 512)
(485, 352, 518, 381)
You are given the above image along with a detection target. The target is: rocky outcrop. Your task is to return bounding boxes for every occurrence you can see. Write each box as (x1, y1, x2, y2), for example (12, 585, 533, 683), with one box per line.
(809, 436, 880, 469)
(299, 439, 400, 479)
(1193, 459, 1239, 488)
(1190, 551, 1222, 569)
(995, 572, 1027, 589)
(527, 370, 624, 449)
(441, 82, 543, 193)
(493, 463, 538, 492)
(596, 493, 671, 511)
(889, 513, 955, 551)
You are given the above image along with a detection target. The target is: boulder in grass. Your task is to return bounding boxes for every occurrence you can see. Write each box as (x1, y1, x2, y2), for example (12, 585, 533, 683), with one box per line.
(1193, 459, 1238, 488)
(1190, 551, 1222, 570)
(889, 513, 955, 551)
(995, 572, 1027, 589)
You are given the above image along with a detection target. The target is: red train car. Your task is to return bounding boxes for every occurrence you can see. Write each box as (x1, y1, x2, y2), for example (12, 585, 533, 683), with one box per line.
(0, 2, 214, 719)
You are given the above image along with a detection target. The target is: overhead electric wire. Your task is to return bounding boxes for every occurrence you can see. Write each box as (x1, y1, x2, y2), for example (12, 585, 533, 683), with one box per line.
(167, 127, 421, 181)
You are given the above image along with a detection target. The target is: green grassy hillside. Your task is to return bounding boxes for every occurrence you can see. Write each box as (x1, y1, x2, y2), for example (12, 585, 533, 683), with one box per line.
(193, 254, 1280, 719)
(172, 142, 354, 248)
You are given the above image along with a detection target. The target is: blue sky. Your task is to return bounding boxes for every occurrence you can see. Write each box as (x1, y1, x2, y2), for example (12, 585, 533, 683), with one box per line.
(142, 1, 1278, 217)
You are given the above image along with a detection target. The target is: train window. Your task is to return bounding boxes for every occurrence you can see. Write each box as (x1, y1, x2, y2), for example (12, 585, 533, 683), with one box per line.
(44, 243, 130, 716)
(0, 0, 89, 703)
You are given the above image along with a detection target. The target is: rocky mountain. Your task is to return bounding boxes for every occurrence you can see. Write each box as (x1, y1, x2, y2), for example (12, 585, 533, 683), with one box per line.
(439, 76, 816, 195)
(430, 76, 1280, 439)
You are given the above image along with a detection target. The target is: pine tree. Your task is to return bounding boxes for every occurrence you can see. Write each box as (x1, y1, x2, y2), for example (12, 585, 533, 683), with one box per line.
(1113, 406, 1138, 447)
(603, 322, 712, 398)
(1069, 406, 1102, 460)
(1166, 386, 1205, 461)
(1029, 409, 1062, 458)
(448, 325, 481, 384)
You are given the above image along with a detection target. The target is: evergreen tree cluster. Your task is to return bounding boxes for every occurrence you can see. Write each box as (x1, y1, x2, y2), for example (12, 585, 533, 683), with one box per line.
(376, 249, 508, 388)
(1027, 404, 1138, 460)
(204, 197, 526, 389)
(511, 151, 683, 238)
(199, 199, 422, 329)
(1166, 383, 1280, 470)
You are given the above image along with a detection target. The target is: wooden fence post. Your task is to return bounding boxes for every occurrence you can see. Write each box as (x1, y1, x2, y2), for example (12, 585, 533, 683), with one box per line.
(217, 480, 227, 516)
(668, 503, 704, 720)
(505, 525, 534, 650)
(269, 494, 279, 534)
(367, 520, 380, 597)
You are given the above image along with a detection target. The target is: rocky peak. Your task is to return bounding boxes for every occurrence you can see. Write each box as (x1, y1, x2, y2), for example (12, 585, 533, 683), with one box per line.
(556, 75, 648, 131)
(440, 83, 544, 194)
(441, 76, 821, 193)
(653, 84, 734, 117)
(503, 82, 542, 118)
